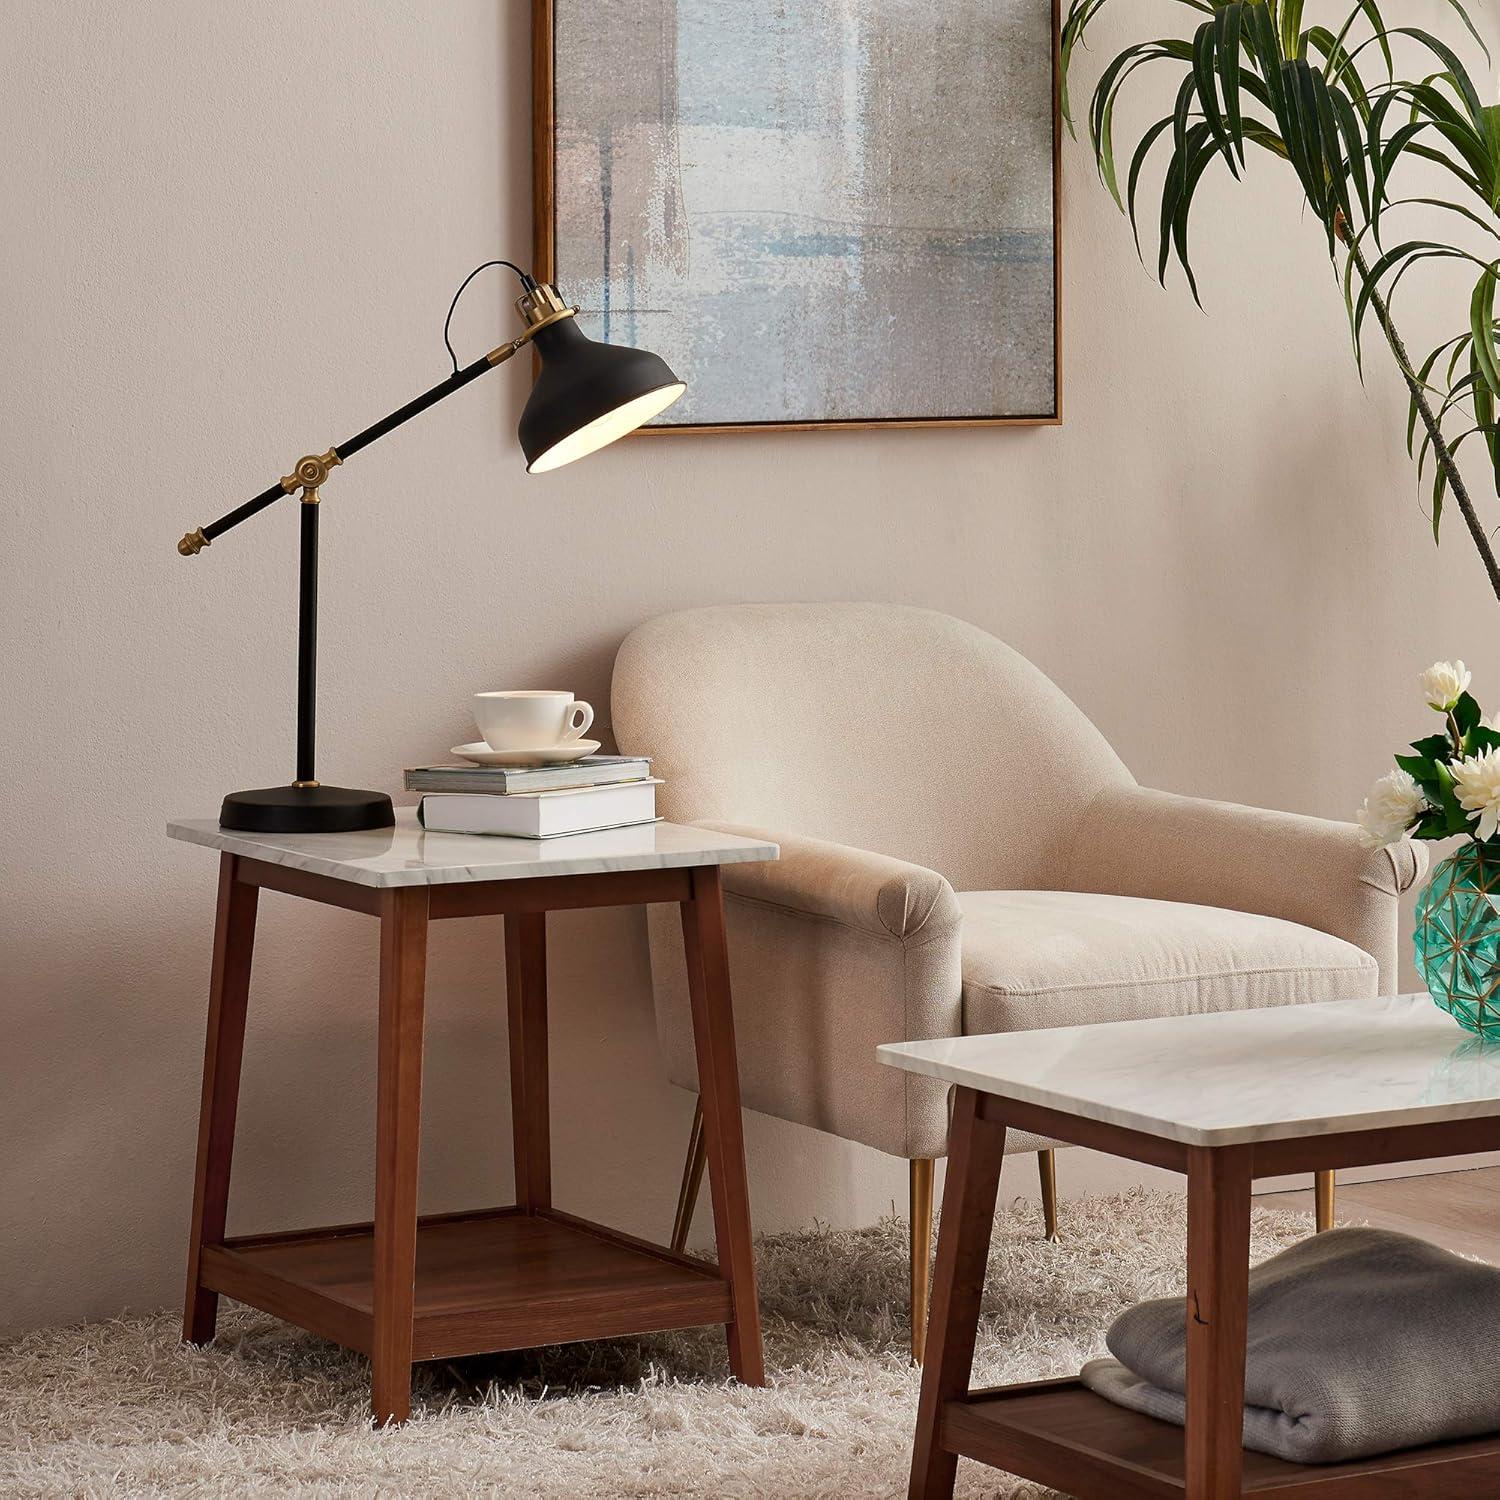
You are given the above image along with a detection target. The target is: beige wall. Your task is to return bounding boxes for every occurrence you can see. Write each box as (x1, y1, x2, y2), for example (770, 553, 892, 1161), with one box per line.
(2, 0, 1493, 1335)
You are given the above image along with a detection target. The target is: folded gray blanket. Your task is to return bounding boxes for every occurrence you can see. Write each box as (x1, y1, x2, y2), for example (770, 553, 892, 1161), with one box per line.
(1081, 1227, 1500, 1464)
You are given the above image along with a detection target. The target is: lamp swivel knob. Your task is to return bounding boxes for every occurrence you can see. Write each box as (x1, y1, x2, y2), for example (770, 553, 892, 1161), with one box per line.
(281, 447, 342, 498)
(178, 527, 210, 557)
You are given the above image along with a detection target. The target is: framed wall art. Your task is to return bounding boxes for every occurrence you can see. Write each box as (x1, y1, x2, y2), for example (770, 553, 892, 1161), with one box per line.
(533, 0, 1062, 435)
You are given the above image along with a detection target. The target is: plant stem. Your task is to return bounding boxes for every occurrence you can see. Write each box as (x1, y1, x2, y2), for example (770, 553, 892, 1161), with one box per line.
(1336, 212, 1500, 605)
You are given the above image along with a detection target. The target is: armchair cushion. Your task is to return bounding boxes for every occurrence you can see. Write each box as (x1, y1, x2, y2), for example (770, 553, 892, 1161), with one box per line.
(959, 890, 1379, 1037)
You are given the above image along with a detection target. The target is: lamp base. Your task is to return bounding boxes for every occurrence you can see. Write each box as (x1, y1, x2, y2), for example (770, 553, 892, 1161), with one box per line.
(219, 784, 396, 835)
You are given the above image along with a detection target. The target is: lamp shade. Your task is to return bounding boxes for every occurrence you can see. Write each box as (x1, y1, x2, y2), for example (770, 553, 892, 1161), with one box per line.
(518, 318, 686, 473)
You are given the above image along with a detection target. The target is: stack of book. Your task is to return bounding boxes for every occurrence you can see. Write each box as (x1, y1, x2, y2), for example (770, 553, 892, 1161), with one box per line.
(405, 756, 659, 839)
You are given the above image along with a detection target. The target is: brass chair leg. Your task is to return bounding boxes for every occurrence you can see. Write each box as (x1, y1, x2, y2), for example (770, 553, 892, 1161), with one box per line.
(1039, 1149, 1059, 1241)
(670, 1097, 707, 1254)
(909, 1157, 935, 1365)
(1314, 1169, 1336, 1233)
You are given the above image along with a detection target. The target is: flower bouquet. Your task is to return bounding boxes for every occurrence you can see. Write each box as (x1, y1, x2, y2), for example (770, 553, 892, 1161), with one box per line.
(1359, 662, 1500, 1039)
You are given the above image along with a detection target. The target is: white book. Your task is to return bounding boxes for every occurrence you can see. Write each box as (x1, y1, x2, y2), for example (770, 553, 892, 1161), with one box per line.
(416, 779, 661, 839)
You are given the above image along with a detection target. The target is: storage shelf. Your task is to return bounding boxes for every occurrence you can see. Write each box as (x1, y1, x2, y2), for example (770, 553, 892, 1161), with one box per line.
(941, 1379, 1500, 1498)
(201, 1206, 732, 1362)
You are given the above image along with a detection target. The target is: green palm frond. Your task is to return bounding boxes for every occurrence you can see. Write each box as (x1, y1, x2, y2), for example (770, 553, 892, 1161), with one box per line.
(1062, 0, 1500, 602)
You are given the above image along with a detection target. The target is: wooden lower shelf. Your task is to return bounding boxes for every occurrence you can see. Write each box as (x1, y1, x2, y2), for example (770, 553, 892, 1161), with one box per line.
(943, 1379, 1500, 1498)
(200, 1205, 732, 1362)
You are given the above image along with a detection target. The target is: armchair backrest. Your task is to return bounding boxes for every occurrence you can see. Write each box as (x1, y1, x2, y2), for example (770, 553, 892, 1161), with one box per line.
(611, 602, 1133, 890)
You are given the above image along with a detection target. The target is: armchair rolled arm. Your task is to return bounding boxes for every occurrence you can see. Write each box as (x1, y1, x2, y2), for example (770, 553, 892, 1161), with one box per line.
(661, 821, 962, 1159)
(1066, 785, 1427, 992)
(694, 820, 961, 941)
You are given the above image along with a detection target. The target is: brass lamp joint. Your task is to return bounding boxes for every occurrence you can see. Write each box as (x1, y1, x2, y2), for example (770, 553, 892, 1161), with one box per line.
(281, 447, 342, 504)
(177, 527, 211, 557)
(486, 334, 530, 367)
(485, 284, 579, 366)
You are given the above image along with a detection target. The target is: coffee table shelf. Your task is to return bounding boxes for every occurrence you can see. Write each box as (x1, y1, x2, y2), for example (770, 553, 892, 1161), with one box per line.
(201, 1206, 732, 1363)
(881, 998, 1500, 1498)
(943, 1378, 1500, 1499)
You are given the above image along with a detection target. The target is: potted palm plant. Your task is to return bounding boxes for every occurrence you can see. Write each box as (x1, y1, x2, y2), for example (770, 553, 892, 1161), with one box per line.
(1062, 0, 1499, 1031)
(1061, 0, 1499, 593)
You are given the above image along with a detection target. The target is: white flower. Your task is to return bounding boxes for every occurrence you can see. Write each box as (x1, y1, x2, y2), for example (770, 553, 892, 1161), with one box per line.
(1356, 768, 1427, 849)
(1452, 748, 1500, 842)
(1422, 660, 1472, 711)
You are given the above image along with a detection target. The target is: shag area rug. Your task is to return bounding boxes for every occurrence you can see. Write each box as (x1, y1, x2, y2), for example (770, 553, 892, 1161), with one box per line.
(0, 1190, 1312, 1498)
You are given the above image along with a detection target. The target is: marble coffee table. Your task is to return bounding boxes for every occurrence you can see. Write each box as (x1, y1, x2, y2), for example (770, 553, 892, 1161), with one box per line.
(880, 994, 1500, 1499)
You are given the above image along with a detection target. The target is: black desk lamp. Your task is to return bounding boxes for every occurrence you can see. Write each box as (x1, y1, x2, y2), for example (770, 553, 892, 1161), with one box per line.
(176, 261, 684, 835)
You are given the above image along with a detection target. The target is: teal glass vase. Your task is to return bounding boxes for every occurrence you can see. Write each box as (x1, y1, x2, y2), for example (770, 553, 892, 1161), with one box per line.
(1414, 842, 1500, 1040)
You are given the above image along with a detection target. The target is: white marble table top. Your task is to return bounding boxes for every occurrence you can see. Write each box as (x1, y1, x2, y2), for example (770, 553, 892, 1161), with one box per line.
(168, 811, 778, 889)
(879, 995, 1500, 1147)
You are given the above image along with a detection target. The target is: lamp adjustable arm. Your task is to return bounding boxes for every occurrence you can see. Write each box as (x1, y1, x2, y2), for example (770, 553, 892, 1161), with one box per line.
(177, 336, 534, 556)
(176, 282, 578, 555)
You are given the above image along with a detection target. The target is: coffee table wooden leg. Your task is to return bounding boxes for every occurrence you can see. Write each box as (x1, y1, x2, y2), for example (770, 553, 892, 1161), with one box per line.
(505, 912, 550, 1211)
(183, 853, 259, 1346)
(371, 887, 430, 1426)
(681, 865, 765, 1387)
(909, 1088, 1007, 1500)
(1185, 1144, 1252, 1500)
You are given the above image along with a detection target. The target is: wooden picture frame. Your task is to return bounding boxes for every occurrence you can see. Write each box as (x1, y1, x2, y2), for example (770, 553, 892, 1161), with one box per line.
(532, 0, 1063, 436)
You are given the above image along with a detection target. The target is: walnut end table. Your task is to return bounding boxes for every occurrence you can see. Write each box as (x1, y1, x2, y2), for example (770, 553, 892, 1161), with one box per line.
(881, 995, 1500, 1499)
(170, 812, 777, 1424)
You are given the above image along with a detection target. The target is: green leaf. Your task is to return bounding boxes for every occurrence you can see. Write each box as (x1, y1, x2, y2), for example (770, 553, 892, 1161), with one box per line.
(1412, 734, 1454, 760)
(1330, 86, 1370, 222)
(1471, 268, 1500, 411)
(1432, 761, 1474, 835)
(1127, 116, 1177, 260)
(1352, 0, 1393, 80)
(1280, 0, 1306, 63)
(1411, 817, 1455, 840)
(1474, 350, 1500, 502)
(1388, 30, 1485, 123)
(1455, 690, 1483, 737)
(1246, 4, 1286, 115)
(1217, 3, 1246, 166)
(1395, 752, 1437, 778)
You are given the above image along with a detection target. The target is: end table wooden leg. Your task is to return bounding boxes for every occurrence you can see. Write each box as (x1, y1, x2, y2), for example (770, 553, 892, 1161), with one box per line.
(910, 1088, 1007, 1500)
(371, 887, 429, 1426)
(505, 912, 550, 1212)
(681, 866, 764, 1386)
(1185, 1144, 1253, 1500)
(183, 854, 258, 1346)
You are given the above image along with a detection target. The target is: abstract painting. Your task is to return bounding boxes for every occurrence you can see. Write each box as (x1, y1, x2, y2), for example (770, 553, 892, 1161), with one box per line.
(535, 0, 1059, 431)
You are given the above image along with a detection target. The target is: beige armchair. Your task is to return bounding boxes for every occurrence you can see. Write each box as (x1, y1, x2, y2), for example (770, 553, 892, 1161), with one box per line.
(611, 603, 1424, 1361)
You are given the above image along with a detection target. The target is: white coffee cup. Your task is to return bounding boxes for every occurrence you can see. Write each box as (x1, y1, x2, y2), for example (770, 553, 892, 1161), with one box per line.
(473, 690, 594, 752)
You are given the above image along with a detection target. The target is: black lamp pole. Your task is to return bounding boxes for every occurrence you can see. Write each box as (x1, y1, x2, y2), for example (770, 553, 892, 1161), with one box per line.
(297, 498, 318, 788)
(178, 266, 685, 835)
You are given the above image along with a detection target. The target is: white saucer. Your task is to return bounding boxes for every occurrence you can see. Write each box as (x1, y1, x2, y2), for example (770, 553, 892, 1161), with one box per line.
(452, 739, 601, 768)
